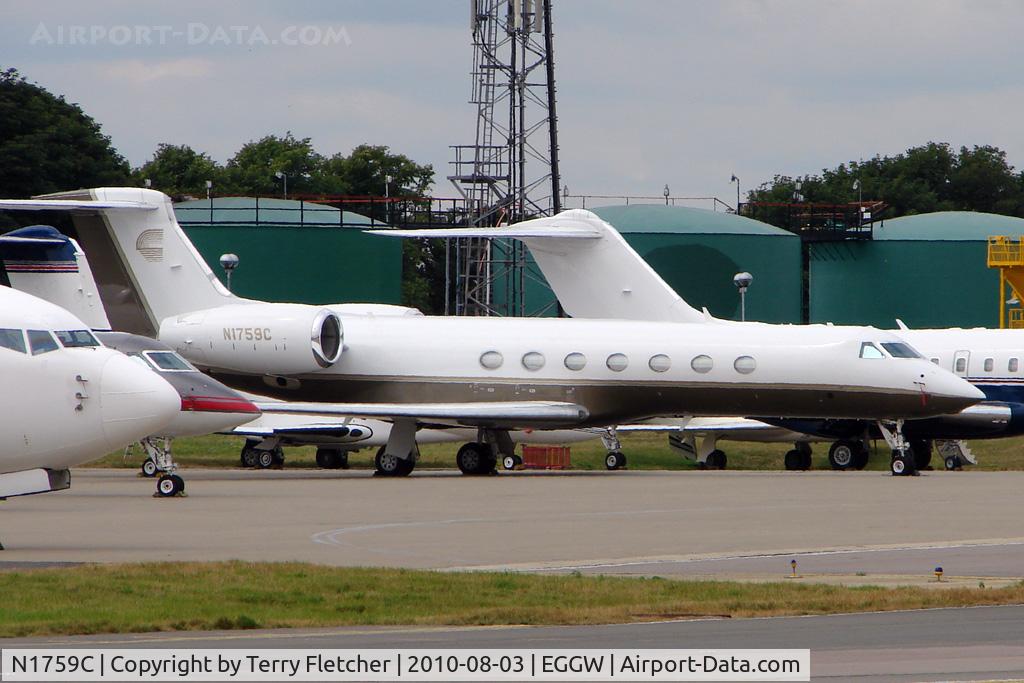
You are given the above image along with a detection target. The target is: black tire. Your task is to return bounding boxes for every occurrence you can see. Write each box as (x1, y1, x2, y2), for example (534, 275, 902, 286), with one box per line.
(944, 455, 962, 471)
(316, 447, 345, 469)
(911, 440, 932, 470)
(374, 446, 413, 476)
(705, 449, 726, 470)
(890, 448, 916, 476)
(852, 444, 870, 470)
(257, 450, 274, 469)
(502, 454, 519, 470)
(170, 474, 185, 494)
(784, 449, 801, 471)
(241, 443, 260, 468)
(156, 474, 178, 497)
(799, 450, 812, 470)
(271, 447, 285, 467)
(457, 442, 491, 475)
(605, 451, 626, 470)
(828, 441, 856, 470)
(141, 458, 158, 478)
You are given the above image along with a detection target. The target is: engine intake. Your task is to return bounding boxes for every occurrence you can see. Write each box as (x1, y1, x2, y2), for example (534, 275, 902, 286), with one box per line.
(159, 303, 343, 375)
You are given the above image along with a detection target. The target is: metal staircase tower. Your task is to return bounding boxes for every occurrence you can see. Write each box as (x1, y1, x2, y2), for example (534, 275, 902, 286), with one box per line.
(447, 0, 562, 316)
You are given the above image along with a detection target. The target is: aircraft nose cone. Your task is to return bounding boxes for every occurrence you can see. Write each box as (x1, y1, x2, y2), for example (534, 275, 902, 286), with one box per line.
(99, 352, 180, 449)
(923, 368, 986, 415)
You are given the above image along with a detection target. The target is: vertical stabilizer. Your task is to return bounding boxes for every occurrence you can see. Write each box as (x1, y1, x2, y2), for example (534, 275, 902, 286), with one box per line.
(0, 188, 246, 335)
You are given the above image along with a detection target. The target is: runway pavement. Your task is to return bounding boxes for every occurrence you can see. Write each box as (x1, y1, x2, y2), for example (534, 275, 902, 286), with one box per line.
(5, 605, 1024, 681)
(2, 468, 1024, 583)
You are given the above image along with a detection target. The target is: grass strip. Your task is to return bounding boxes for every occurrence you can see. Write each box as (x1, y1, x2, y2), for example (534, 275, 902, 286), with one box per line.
(87, 432, 1024, 473)
(1, 562, 1022, 637)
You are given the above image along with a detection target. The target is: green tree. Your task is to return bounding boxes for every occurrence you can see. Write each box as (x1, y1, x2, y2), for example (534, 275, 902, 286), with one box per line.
(0, 68, 129, 198)
(222, 132, 323, 196)
(319, 144, 434, 196)
(748, 142, 1024, 221)
(132, 143, 222, 198)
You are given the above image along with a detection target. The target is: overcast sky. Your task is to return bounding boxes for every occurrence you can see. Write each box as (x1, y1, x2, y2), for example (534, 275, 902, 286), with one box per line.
(3, 0, 1023, 207)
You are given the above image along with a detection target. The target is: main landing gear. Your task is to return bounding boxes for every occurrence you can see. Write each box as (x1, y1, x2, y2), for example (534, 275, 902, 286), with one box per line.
(132, 436, 186, 497)
(826, 440, 869, 471)
(602, 428, 627, 470)
(374, 419, 418, 477)
(239, 439, 284, 469)
(456, 428, 517, 475)
(783, 442, 813, 471)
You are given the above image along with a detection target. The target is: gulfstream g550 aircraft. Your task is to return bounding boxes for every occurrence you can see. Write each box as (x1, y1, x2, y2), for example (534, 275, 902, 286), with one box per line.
(0, 188, 982, 478)
(0, 285, 179, 498)
(379, 209, 1024, 475)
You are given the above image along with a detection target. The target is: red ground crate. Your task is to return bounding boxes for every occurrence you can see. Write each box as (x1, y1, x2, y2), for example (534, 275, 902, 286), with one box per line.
(521, 445, 571, 470)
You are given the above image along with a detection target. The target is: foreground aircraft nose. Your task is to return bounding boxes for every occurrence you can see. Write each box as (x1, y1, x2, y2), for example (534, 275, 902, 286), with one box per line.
(921, 367, 986, 415)
(99, 353, 180, 449)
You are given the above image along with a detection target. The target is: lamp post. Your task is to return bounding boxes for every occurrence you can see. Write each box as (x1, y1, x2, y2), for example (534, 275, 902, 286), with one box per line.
(275, 171, 288, 199)
(730, 174, 740, 213)
(733, 271, 753, 321)
(663, 184, 670, 206)
(205, 179, 212, 200)
(219, 253, 239, 292)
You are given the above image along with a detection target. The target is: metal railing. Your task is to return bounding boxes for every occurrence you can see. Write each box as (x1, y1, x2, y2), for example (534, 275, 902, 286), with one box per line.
(988, 236, 1024, 266)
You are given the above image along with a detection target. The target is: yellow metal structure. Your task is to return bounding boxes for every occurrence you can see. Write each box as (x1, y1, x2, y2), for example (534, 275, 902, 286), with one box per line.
(987, 236, 1024, 328)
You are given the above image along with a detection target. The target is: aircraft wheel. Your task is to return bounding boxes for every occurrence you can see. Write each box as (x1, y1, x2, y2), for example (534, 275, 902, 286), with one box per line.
(828, 441, 856, 470)
(156, 474, 182, 497)
(784, 449, 807, 471)
(502, 454, 522, 470)
(944, 455, 963, 471)
(911, 440, 933, 470)
(605, 451, 626, 470)
(317, 447, 346, 469)
(457, 442, 491, 475)
(141, 458, 159, 478)
(240, 442, 260, 468)
(890, 448, 917, 476)
(800, 450, 812, 470)
(852, 444, 870, 470)
(271, 447, 285, 467)
(705, 449, 726, 470)
(375, 446, 413, 477)
(256, 450, 275, 469)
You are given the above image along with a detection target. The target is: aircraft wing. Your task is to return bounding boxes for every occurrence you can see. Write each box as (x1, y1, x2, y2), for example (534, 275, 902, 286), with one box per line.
(0, 199, 156, 212)
(254, 400, 589, 429)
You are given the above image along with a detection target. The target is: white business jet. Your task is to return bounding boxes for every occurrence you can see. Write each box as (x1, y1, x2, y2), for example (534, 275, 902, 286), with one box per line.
(0, 189, 982, 479)
(377, 208, 1022, 475)
(0, 285, 179, 500)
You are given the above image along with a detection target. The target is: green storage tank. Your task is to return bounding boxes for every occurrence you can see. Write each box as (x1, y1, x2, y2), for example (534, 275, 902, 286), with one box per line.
(174, 197, 401, 306)
(518, 204, 802, 322)
(809, 211, 1024, 328)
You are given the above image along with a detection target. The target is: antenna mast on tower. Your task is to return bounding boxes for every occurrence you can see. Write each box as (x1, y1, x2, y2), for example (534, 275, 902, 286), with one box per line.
(448, 0, 561, 316)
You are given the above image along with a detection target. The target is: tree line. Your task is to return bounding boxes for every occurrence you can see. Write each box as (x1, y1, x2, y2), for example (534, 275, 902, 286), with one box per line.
(747, 142, 1024, 219)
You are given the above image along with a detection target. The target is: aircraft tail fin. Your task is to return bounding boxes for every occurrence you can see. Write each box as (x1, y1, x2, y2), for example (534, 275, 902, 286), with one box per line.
(0, 188, 241, 336)
(0, 226, 111, 330)
(370, 209, 706, 323)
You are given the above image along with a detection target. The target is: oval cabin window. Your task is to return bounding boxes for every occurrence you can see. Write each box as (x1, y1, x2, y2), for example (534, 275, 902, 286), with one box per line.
(480, 350, 503, 370)
(648, 354, 671, 373)
(522, 351, 545, 371)
(564, 352, 587, 371)
(734, 356, 756, 374)
(691, 355, 713, 373)
(606, 353, 629, 372)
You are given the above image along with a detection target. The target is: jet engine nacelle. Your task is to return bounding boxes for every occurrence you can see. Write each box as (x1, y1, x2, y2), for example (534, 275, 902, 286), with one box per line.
(158, 303, 343, 375)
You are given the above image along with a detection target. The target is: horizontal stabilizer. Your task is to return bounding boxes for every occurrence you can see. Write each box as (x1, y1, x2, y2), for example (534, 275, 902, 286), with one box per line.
(368, 213, 603, 240)
(256, 400, 589, 428)
(0, 235, 67, 244)
(0, 199, 156, 212)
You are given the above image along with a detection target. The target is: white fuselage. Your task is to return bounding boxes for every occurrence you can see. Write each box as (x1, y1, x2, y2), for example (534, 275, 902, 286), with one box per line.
(0, 288, 180, 478)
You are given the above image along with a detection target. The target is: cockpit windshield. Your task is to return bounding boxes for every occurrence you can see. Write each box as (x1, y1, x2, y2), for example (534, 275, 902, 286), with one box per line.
(881, 342, 923, 359)
(143, 350, 194, 372)
(55, 329, 100, 348)
(859, 342, 885, 359)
